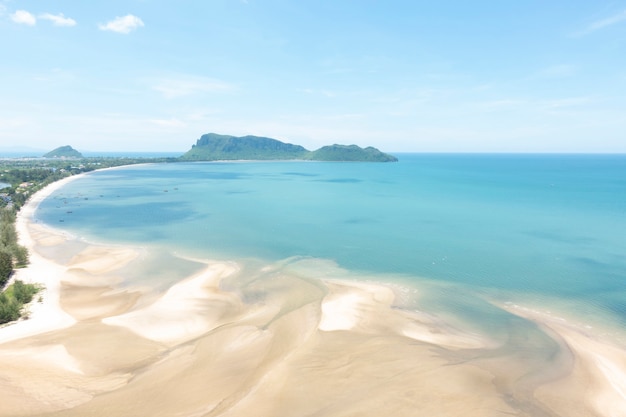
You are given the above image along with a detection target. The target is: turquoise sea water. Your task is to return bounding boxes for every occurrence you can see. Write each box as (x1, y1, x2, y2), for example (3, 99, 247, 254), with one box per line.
(36, 154, 626, 342)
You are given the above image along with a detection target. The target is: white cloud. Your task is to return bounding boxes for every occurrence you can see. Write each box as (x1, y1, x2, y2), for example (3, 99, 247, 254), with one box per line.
(99, 14, 144, 34)
(11, 10, 36, 25)
(9, 10, 77, 27)
(152, 76, 234, 98)
(39, 12, 76, 27)
(578, 9, 626, 36)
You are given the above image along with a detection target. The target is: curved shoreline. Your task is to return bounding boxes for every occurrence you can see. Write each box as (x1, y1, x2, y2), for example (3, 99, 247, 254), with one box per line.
(0, 172, 625, 416)
(0, 175, 83, 343)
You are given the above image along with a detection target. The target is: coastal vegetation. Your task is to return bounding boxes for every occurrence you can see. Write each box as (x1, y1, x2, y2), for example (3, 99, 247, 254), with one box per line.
(0, 280, 40, 324)
(180, 133, 398, 162)
(0, 209, 28, 282)
(0, 208, 38, 324)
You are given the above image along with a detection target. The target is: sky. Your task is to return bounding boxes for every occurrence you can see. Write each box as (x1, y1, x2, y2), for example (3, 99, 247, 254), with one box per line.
(1, 1, 625, 153)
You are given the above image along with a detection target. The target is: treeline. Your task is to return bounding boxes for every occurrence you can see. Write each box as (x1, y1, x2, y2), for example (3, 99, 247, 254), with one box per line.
(0, 209, 28, 286)
(0, 167, 67, 185)
(0, 208, 37, 324)
(1, 167, 70, 210)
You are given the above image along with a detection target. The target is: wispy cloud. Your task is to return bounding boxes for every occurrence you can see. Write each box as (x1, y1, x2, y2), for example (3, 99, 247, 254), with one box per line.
(10, 10, 36, 25)
(99, 14, 144, 34)
(32, 68, 76, 84)
(152, 76, 234, 98)
(577, 9, 626, 36)
(542, 97, 592, 109)
(185, 109, 221, 121)
(325, 113, 364, 121)
(39, 12, 76, 27)
(478, 99, 527, 111)
(297, 88, 338, 98)
(535, 64, 576, 78)
(148, 118, 187, 128)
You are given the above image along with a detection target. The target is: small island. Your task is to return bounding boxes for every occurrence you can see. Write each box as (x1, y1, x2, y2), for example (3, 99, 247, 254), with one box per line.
(307, 144, 398, 162)
(180, 133, 398, 162)
(43, 145, 83, 159)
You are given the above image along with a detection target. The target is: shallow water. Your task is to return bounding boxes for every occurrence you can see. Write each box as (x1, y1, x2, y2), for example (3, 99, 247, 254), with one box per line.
(36, 154, 626, 343)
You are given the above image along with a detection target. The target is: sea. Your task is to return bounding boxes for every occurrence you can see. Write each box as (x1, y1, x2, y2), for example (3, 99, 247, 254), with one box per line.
(35, 153, 626, 345)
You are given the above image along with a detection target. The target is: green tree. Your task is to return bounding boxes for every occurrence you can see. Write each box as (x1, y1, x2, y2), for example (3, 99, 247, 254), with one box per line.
(0, 222, 17, 246)
(0, 209, 15, 224)
(0, 250, 12, 286)
(12, 280, 38, 304)
(11, 244, 29, 267)
(0, 292, 21, 323)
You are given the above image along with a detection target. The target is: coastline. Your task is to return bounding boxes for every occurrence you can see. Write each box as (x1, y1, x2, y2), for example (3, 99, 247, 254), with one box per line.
(0, 175, 82, 343)
(502, 303, 626, 417)
(0, 173, 625, 415)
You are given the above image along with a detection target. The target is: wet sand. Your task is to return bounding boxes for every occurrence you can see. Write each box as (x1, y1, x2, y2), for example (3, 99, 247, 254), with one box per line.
(1, 178, 625, 416)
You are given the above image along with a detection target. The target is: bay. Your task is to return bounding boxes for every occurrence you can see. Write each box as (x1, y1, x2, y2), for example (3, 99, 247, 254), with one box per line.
(36, 153, 626, 341)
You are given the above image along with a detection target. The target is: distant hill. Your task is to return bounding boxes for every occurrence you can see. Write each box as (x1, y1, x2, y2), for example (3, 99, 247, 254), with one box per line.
(306, 144, 398, 162)
(44, 145, 83, 158)
(181, 133, 308, 161)
(180, 133, 397, 162)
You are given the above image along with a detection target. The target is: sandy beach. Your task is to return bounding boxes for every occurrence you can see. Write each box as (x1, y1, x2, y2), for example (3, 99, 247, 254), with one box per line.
(1, 177, 625, 416)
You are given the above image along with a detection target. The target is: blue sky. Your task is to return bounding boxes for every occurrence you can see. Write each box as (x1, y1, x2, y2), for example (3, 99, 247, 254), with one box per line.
(1, 1, 625, 153)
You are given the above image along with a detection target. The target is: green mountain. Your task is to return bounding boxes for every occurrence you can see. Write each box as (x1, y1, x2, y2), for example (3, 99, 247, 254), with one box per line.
(181, 133, 308, 161)
(43, 145, 83, 159)
(306, 144, 398, 162)
(180, 133, 397, 162)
